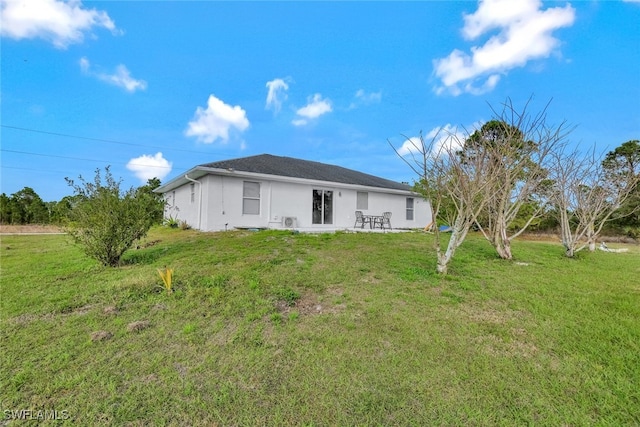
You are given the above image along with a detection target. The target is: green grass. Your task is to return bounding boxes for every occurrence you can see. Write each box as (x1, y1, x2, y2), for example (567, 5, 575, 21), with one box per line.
(1, 228, 639, 425)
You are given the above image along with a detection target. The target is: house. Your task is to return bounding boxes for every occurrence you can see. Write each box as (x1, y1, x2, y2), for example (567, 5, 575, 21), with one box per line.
(154, 154, 431, 232)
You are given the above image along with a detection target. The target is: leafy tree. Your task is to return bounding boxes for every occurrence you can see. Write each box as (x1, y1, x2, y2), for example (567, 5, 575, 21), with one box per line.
(65, 167, 159, 267)
(460, 100, 570, 259)
(135, 177, 165, 224)
(602, 140, 640, 234)
(0, 187, 50, 224)
(0, 193, 11, 224)
(48, 195, 81, 225)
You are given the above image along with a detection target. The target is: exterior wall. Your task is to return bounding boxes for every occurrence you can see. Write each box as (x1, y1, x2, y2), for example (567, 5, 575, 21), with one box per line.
(164, 183, 199, 227)
(170, 174, 432, 232)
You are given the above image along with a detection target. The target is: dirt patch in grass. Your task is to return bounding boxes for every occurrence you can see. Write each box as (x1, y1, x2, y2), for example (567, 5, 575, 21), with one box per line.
(0, 224, 64, 234)
(103, 305, 119, 315)
(127, 320, 151, 332)
(275, 289, 346, 316)
(518, 231, 638, 245)
(9, 304, 95, 326)
(90, 331, 113, 342)
(474, 334, 538, 358)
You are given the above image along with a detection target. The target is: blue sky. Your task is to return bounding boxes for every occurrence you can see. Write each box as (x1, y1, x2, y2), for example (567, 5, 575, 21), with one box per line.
(1, 0, 639, 202)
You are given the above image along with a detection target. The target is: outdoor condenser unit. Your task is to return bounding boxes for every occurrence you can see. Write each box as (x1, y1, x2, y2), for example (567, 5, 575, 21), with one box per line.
(282, 217, 297, 228)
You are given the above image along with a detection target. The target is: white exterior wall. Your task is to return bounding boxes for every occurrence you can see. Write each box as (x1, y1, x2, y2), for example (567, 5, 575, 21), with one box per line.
(171, 174, 432, 232)
(164, 183, 199, 226)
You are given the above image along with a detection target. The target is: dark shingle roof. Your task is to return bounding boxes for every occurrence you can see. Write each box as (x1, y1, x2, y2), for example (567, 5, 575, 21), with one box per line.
(200, 154, 410, 191)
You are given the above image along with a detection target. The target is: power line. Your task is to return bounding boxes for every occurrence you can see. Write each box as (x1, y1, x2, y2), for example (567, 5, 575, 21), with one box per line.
(1, 148, 173, 170)
(1, 124, 210, 155)
(1, 165, 72, 175)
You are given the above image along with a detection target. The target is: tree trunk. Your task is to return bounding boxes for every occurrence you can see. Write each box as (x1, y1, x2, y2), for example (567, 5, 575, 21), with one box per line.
(436, 216, 467, 275)
(565, 245, 575, 258)
(493, 220, 513, 260)
(587, 223, 596, 252)
(495, 237, 513, 260)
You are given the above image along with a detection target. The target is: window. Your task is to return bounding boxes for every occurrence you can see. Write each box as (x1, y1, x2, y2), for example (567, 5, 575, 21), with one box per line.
(356, 192, 368, 210)
(243, 181, 260, 215)
(312, 189, 333, 224)
(190, 183, 195, 203)
(406, 197, 414, 220)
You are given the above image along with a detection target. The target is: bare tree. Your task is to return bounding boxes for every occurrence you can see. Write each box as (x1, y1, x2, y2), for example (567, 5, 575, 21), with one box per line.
(390, 128, 493, 275)
(461, 99, 572, 259)
(548, 145, 640, 257)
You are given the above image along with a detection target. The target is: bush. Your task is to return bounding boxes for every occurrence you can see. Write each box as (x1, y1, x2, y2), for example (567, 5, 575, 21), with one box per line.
(65, 167, 159, 267)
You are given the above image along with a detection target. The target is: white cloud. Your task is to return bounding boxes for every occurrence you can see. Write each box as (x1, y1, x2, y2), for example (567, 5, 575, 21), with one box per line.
(185, 94, 250, 144)
(265, 78, 289, 114)
(292, 93, 332, 126)
(79, 56, 90, 73)
(433, 0, 575, 95)
(126, 152, 172, 183)
(349, 89, 382, 109)
(0, 0, 118, 49)
(98, 64, 147, 92)
(398, 125, 466, 158)
(79, 57, 147, 92)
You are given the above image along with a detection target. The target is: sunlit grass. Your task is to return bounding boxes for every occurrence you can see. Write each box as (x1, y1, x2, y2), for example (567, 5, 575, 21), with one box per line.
(1, 228, 638, 425)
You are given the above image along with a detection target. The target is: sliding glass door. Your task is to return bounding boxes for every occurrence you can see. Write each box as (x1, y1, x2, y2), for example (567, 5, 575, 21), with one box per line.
(312, 189, 333, 224)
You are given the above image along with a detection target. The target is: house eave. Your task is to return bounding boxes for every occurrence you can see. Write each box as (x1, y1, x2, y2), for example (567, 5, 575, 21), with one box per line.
(155, 166, 417, 196)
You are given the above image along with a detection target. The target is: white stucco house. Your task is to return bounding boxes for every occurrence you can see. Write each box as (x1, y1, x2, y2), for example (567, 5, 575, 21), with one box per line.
(154, 154, 431, 232)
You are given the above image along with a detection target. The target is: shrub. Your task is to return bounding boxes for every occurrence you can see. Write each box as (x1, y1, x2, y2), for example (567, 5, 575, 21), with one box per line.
(163, 216, 179, 228)
(65, 167, 159, 267)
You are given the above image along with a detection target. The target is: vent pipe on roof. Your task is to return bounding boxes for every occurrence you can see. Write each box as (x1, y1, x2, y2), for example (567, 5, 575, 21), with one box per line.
(185, 174, 202, 230)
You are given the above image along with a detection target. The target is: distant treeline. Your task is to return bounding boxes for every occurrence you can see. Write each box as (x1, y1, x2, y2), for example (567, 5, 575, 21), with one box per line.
(1, 178, 164, 226)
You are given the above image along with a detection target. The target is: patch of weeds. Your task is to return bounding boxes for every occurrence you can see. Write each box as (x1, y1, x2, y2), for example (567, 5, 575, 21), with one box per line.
(121, 248, 162, 265)
(248, 279, 260, 291)
(183, 323, 197, 334)
(270, 313, 283, 324)
(441, 290, 464, 304)
(288, 311, 300, 321)
(209, 286, 225, 305)
(398, 266, 435, 282)
(210, 273, 231, 288)
(273, 287, 300, 306)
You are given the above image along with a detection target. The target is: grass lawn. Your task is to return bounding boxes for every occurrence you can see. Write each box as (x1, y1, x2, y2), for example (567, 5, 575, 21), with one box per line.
(1, 228, 639, 425)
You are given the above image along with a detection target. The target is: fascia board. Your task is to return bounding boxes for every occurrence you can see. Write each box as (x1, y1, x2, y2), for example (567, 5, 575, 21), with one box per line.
(197, 166, 416, 196)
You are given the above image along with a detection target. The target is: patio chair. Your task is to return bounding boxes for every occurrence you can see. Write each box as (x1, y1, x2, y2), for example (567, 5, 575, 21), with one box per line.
(354, 211, 371, 229)
(374, 211, 392, 230)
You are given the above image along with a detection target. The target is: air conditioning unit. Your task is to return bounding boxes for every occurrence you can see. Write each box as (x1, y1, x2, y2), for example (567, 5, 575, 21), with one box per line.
(282, 216, 297, 228)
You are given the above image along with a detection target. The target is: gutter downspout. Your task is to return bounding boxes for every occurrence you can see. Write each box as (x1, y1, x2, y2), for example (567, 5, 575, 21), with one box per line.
(184, 174, 202, 230)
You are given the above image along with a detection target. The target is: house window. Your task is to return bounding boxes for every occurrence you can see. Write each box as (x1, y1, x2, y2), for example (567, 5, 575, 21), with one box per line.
(406, 197, 414, 220)
(243, 181, 260, 215)
(312, 189, 333, 224)
(190, 183, 195, 203)
(356, 191, 368, 210)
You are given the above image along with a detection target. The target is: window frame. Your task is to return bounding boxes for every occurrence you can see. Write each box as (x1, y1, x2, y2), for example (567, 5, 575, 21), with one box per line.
(242, 181, 261, 215)
(356, 191, 368, 210)
(406, 197, 414, 221)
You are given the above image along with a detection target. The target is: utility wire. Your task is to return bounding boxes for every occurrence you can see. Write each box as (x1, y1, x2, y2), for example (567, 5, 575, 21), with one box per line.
(1, 124, 210, 155)
(1, 149, 173, 170)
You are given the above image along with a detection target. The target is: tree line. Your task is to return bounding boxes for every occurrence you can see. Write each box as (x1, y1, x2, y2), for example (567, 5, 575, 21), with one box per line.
(0, 176, 164, 226)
